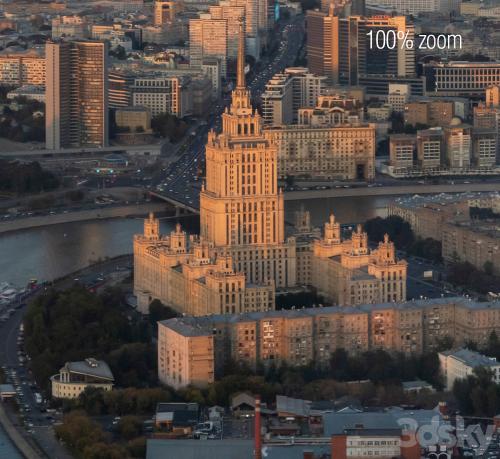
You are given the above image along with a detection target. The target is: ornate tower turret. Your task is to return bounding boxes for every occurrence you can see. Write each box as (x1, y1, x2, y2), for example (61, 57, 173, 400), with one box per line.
(144, 212, 160, 240)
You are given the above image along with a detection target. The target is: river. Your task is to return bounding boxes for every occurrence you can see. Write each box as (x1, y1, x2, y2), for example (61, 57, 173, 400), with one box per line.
(0, 424, 22, 459)
(0, 195, 394, 287)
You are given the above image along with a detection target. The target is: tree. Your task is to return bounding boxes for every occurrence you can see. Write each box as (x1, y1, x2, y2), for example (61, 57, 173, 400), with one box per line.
(55, 411, 107, 454)
(127, 437, 146, 458)
(484, 261, 495, 276)
(151, 113, 188, 142)
(148, 299, 178, 325)
(118, 416, 143, 440)
(23, 286, 154, 391)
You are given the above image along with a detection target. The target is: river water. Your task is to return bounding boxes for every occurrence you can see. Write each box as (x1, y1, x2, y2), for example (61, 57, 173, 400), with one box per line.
(0, 424, 22, 459)
(0, 195, 394, 287)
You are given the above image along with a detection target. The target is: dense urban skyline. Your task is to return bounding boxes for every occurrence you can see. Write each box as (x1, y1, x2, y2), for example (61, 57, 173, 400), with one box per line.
(0, 0, 499, 458)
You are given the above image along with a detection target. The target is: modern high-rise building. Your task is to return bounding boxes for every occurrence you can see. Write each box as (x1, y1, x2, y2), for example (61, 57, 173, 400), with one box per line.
(444, 120, 472, 169)
(208, 2, 246, 60)
(189, 17, 228, 76)
(108, 69, 134, 108)
(306, 11, 415, 85)
(45, 40, 109, 150)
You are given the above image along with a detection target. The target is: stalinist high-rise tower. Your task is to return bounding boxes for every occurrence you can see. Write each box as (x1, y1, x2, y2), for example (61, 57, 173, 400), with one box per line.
(133, 21, 407, 317)
(200, 19, 297, 288)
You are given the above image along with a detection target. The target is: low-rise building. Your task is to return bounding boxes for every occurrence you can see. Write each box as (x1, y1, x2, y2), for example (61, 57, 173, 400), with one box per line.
(439, 348, 500, 390)
(7, 85, 45, 102)
(51, 358, 114, 399)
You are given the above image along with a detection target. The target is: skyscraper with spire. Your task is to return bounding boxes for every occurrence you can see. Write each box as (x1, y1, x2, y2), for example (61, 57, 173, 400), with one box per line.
(200, 19, 297, 287)
(133, 22, 407, 317)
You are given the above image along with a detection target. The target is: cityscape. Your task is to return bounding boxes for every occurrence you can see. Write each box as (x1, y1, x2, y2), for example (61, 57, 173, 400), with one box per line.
(0, 0, 499, 458)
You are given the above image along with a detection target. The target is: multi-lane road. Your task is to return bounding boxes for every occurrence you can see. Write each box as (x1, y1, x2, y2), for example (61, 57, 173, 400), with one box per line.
(153, 16, 306, 209)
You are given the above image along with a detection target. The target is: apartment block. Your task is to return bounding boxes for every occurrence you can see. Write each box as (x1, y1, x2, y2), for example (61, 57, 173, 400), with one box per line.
(261, 67, 326, 126)
(0, 49, 45, 86)
(158, 298, 500, 387)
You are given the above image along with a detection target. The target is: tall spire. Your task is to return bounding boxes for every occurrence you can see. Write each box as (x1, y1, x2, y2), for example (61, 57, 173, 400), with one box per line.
(236, 17, 245, 89)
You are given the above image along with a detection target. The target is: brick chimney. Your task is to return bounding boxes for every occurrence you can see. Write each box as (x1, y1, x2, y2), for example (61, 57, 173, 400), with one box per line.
(438, 401, 448, 418)
(255, 395, 262, 459)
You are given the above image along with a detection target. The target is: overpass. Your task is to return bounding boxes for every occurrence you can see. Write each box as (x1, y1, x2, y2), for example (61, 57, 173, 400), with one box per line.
(150, 182, 500, 213)
(0, 143, 165, 160)
(149, 191, 199, 215)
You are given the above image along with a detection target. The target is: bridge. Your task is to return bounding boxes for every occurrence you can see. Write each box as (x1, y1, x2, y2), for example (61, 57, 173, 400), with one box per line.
(149, 191, 200, 215)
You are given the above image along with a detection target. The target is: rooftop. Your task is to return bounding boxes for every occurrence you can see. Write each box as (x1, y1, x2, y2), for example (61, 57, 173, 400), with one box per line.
(440, 348, 499, 368)
(63, 359, 114, 381)
(159, 297, 500, 337)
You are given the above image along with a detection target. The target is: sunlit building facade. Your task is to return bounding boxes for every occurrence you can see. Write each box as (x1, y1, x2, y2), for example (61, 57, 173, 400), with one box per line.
(158, 298, 500, 387)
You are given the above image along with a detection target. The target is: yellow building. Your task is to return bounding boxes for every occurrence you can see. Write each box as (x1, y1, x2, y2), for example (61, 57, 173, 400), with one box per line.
(158, 298, 500, 387)
(115, 106, 152, 133)
(51, 358, 114, 399)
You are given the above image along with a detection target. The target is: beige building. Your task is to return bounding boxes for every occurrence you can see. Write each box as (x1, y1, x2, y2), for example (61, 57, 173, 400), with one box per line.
(51, 358, 114, 399)
(439, 348, 500, 390)
(158, 298, 500, 387)
(307, 12, 415, 85)
(0, 49, 45, 86)
(261, 67, 327, 126)
(134, 24, 291, 315)
(158, 319, 214, 389)
(45, 40, 109, 150)
(442, 221, 500, 275)
(297, 94, 364, 127)
(134, 26, 403, 317)
(132, 75, 186, 117)
(115, 106, 152, 133)
(189, 17, 228, 76)
(153, 0, 178, 26)
(389, 193, 500, 275)
(404, 100, 454, 128)
(311, 218, 407, 306)
(266, 123, 376, 180)
(390, 134, 416, 169)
